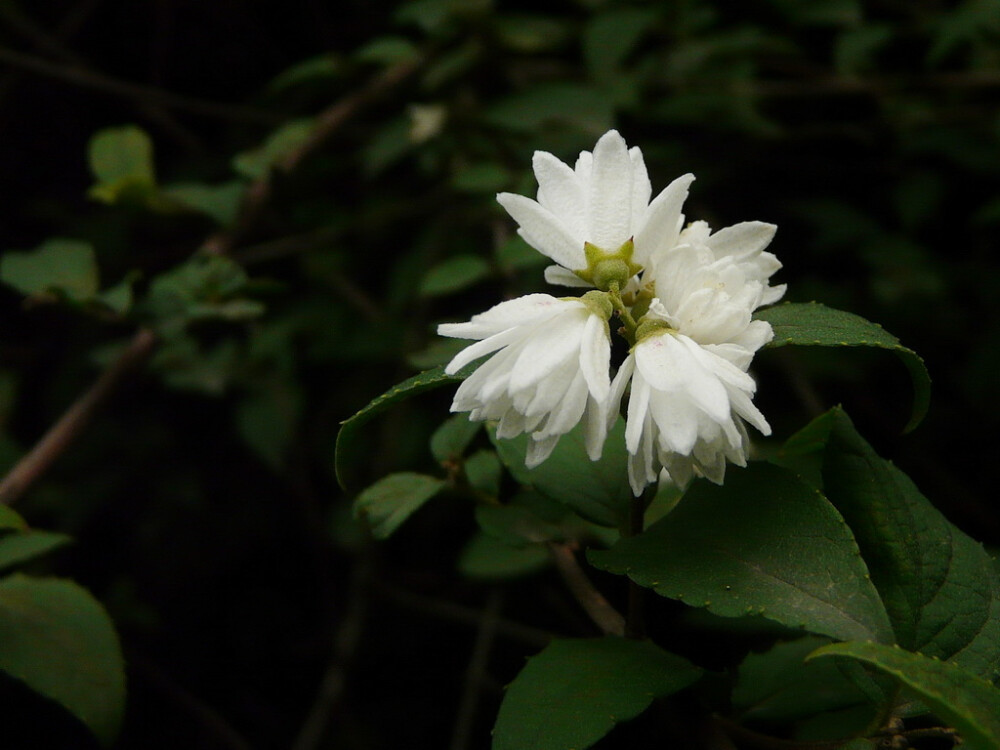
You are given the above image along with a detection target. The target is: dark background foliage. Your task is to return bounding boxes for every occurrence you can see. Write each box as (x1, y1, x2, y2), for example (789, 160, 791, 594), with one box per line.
(0, 0, 998, 747)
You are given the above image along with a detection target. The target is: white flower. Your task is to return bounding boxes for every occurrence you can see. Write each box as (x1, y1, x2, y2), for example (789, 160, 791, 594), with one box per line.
(496, 130, 694, 290)
(438, 293, 613, 468)
(611, 248, 774, 495)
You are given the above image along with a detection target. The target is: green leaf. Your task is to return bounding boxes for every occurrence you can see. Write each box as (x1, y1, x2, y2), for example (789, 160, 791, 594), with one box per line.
(0, 531, 71, 572)
(236, 384, 301, 471)
(492, 637, 702, 750)
(583, 8, 659, 83)
(0, 574, 125, 746)
(353, 472, 446, 539)
(87, 125, 157, 204)
(800, 408, 1000, 681)
(464, 449, 501, 497)
(483, 83, 615, 134)
(809, 642, 1000, 750)
(474, 491, 568, 547)
(458, 531, 549, 580)
(164, 181, 245, 227)
(232, 118, 316, 179)
(495, 14, 571, 52)
(430, 414, 481, 463)
(732, 636, 877, 723)
(96, 272, 138, 315)
(495, 235, 547, 272)
(491, 417, 632, 528)
(0, 507, 28, 533)
(355, 36, 420, 65)
(589, 463, 893, 643)
(1, 239, 99, 302)
(335, 365, 471, 489)
(419, 255, 491, 296)
(756, 302, 930, 431)
(266, 54, 340, 91)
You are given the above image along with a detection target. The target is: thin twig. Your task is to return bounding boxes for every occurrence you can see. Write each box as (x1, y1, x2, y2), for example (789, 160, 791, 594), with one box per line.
(127, 649, 253, 750)
(625, 496, 646, 639)
(548, 542, 625, 637)
(376, 581, 553, 647)
(202, 52, 426, 257)
(0, 51, 428, 505)
(0, 44, 282, 124)
(291, 558, 371, 750)
(449, 589, 503, 750)
(0, 328, 157, 506)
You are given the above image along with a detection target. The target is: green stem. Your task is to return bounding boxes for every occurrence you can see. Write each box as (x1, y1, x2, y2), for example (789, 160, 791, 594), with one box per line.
(608, 286, 638, 343)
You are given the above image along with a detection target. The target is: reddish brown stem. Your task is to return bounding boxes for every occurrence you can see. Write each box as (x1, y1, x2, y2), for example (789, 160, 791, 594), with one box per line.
(549, 542, 625, 637)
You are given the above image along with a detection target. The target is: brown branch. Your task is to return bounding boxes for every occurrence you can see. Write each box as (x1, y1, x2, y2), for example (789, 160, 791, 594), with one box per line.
(0, 44, 282, 124)
(449, 589, 503, 750)
(0, 51, 427, 506)
(202, 52, 425, 257)
(548, 542, 625, 637)
(0, 328, 157, 506)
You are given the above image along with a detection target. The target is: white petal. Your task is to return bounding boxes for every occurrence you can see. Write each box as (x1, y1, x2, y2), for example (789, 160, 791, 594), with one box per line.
(584, 394, 607, 461)
(761, 283, 787, 306)
(443, 327, 523, 374)
(509, 315, 583, 390)
(729, 319, 774, 355)
(578, 314, 611, 402)
(438, 293, 565, 339)
(634, 173, 695, 265)
(629, 146, 652, 226)
(525, 435, 560, 468)
(533, 151, 587, 235)
(625, 375, 651, 453)
(607, 355, 635, 430)
(574, 150, 592, 181)
(497, 193, 585, 269)
(706, 221, 776, 261)
(543, 265, 592, 288)
(587, 130, 634, 249)
(635, 334, 730, 424)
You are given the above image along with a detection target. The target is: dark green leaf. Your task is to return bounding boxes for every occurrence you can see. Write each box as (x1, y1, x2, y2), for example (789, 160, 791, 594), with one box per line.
(809, 641, 1000, 750)
(0, 507, 27, 533)
(474, 492, 567, 547)
(1, 239, 99, 302)
(355, 36, 420, 64)
(0, 574, 125, 746)
(756, 302, 930, 431)
(335, 365, 473, 489)
(354, 472, 445, 539)
(87, 125, 157, 205)
(589, 463, 893, 643)
(491, 417, 632, 528)
(164, 182, 245, 227)
(265, 54, 340, 91)
(493, 637, 702, 750)
(583, 8, 659, 83)
(464, 450, 501, 497)
(808, 408, 1000, 681)
(0, 531, 71, 572)
(419, 255, 491, 296)
(732, 636, 876, 723)
(232, 118, 316, 179)
(429, 414, 481, 463)
(495, 235, 547, 272)
(483, 83, 614, 134)
(458, 531, 549, 580)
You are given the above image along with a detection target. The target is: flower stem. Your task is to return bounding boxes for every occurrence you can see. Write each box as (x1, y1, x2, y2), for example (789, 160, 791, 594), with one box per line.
(608, 286, 638, 343)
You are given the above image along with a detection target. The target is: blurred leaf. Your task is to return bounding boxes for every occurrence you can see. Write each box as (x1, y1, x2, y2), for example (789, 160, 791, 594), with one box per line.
(756, 302, 930, 431)
(583, 8, 659, 83)
(0, 531, 71, 572)
(493, 637, 702, 750)
(421, 40, 481, 91)
(233, 118, 316, 179)
(151, 337, 240, 395)
(464, 449, 501, 497)
(0, 574, 125, 746)
(1, 239, 99, 302)
(430, 413, 481, 463)
(492, 417, 632, 529)
(457, 531, 548, 580)
(394, 0, 488, 33)
(589, 463, 894, 643)
(354, 472, 446, 539)
(474, 492, 567, 547)
(355, 36, 420, 65)
(809, 642, 1000, 749)
(362, 116, 412, 176)
(834, 25, 894, 75)
(495, 235, 547, 271)
(732, 636, 876, 723)
(419, 255, 491, 296)
(236, 384, 302, 471)
(0, 507, 27, 533)
(336, 365, 473, 489)
(764, 0, 861, 26)
(495, 14, 572, 52)
(266, 54, 340, 91)
(451, 163, 511, 193)
(96, 272, 138, 315)
(928, 0, 1000, 66)
(484, 83, 615, 135)
(87, 125, 159, 205)
(164, 182, 245, 227)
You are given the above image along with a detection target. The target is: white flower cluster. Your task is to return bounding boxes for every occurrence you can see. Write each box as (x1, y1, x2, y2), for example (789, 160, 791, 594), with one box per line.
(438, 130, 784, 495)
